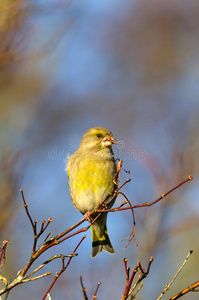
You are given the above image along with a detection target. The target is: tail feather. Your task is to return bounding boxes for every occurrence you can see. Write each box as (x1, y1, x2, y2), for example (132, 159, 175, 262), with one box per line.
(91, 222, 115, 258)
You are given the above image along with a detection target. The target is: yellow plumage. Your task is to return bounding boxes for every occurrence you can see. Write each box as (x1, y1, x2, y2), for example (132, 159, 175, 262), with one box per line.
(67, 127, 117, 257)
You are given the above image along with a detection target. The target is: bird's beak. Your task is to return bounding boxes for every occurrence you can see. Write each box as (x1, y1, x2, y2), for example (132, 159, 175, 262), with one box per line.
(101, 135, 117, 147)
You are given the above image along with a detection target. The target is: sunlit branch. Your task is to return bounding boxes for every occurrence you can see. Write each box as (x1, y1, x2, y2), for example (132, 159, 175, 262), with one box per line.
(24, 254, 77, 280)
(121, 257, 153, 300)
(22, 272, 51, 283)
(157, 250, 193, 300)
(42, 235, 86, 300)
(0, 160, 193, 299)
(91, 282, 101, 300)
(80, 275, 101, 300)
(80, 275, 89, 300)
(169, 280, 199, 300)
(96, 176, 193, 213)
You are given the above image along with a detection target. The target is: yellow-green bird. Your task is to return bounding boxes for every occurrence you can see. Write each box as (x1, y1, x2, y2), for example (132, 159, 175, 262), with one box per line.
(67, 127, 117, 257)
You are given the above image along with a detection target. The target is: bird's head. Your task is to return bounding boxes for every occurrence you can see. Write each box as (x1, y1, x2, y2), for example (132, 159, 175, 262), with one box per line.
(79, 127, 117, 151)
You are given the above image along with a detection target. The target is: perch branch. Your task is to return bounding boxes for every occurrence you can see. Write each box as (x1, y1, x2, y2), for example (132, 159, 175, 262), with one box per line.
(0, 161, 193, 298)
(96, 176, 193, 213)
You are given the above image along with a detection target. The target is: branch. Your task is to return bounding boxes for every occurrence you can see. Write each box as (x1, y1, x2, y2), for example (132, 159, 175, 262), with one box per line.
(169, 280, 199, 300)
(42, 235, 86, 300)
(24, 254, 77, 280)
(0, 240, 9, 274)
(80, 275, 101, 300)
(121, 257, 153, 300)
(0, 218, 85, 297)
(119, 192, 137, 248)
(80, 275, 89, 300)
(0, 166, 193, 298)
(91, 282, 101, 300)
(157, 250, 193, 300)
(22, 272, 51, 283)
(96, 176, 193, 213)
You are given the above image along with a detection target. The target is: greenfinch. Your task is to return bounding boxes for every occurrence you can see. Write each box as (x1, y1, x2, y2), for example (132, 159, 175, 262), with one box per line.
(67, 127, 117, 257)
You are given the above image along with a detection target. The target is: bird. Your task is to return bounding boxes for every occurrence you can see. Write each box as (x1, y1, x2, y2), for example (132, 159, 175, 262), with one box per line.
(67, 127, 117, 257)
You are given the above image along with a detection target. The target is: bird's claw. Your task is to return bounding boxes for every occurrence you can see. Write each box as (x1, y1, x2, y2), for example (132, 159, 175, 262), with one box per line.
(100, 201, 108, 210)
(84, 211, 92, 222)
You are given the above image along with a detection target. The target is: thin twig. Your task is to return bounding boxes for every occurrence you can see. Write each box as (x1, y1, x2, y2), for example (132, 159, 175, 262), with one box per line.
(0, 240, 9, 273)
(42, 235, 86, 300)
(24, 254, 77, 280)
(20, 189, 35, 228)
(121, 257, 153, 300)
(91, 282, 101, 300)
(129, 282, 144, 300)
(97, 176, 193, 213)
(22, 272, 51, 282)
(157, 250, 193, 300)
(80, 275, 88, 300)
(119, 192, 137, 247)
(124, 258, 130, 288)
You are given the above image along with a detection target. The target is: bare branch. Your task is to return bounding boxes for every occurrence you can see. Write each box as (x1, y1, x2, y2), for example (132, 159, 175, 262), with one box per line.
(157, 250, 193, 300)
(80, 275, 101, 300)
(0, 167, 193, 298)
(0, 240, 9, 273)
(20, 189, 35, 229)
(22, 272, 51, 283)
(96, 176, 193, 213)
(169, 280, 199, 300)
(80, 275, 89, 300)
(24, 254, 77, 280)
(91, 282, 101, 300)
(42, 235, 86, 300)
(119, 192, 137, 248)
(121, 257, 153, 300)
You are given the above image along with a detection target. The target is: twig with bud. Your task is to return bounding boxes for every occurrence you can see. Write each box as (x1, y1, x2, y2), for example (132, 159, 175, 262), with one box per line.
(80, 275, 101, 300)
(0, 190, 85, 297)
(157, 250, 195, 300)
(121, 257, 154, 300)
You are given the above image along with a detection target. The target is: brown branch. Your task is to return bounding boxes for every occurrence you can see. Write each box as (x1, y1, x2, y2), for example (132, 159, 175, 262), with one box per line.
(169, 280, 199, 300)
(20, 189, 35, 228)
(18, 191, 86, 280)
(80, 275, 101, 300)
(124, 258, 130, 288)
(24, 254, 77, 280)
(0, 168, 193, 298)
(0, 206, 86, 296)
(42, 235, 86, 300)
(96, 176, 193, 213)
(119, 192, 137, 248)
(21, 189, 53, 254)
(91, 282, 101, 300)
(0, 240, 9, 273)
(121, 257, 154, 300)
(80, 275, 89, 300)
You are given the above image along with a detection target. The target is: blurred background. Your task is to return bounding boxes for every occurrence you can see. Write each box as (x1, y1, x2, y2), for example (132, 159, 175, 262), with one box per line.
(0, 0, 199, 299)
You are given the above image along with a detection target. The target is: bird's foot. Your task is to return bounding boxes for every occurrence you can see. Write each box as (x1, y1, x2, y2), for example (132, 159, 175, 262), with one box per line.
(101, 201, 108, 210)
(84, 211, 92, 222)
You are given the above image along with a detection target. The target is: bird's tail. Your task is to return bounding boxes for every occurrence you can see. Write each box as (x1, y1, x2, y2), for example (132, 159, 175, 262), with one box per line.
(91, 221, 115, 258)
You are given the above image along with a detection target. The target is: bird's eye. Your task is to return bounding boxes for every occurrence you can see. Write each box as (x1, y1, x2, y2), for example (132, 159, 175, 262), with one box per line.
(97, 134, 102, 138)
